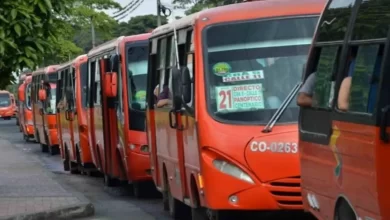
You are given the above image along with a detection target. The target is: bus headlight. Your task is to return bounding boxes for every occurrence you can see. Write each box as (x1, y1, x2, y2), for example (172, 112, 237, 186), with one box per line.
(212, 159, 254, 184)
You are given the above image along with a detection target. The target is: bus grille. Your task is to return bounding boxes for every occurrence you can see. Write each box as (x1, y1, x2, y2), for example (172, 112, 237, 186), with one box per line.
(264, 176, 302, 209)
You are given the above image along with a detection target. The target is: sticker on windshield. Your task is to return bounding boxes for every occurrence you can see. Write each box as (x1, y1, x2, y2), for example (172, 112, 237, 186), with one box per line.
(222, 70, 264, 83)
(215, 83, 264, 113)
(213, 62, 231, 76)
(135, 90, 146, 101)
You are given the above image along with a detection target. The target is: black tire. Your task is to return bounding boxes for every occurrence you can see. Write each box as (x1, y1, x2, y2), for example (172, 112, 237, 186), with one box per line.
(191, 207, 208, 220)
(334, 200, 356, 220)
(40, 143, 48, 153)
(63, 147, 70, 171)
(103, 174, 117, 187)
(48, 145, 59, 156)
(167, 182, 188, 219)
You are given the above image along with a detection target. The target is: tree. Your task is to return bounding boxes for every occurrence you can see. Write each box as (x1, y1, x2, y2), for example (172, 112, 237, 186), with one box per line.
(0, 0, 68, 87)
(114, 15, 168, 37)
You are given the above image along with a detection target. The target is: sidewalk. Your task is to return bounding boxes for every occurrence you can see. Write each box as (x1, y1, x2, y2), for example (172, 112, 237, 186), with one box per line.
(0, 139, 94, 220)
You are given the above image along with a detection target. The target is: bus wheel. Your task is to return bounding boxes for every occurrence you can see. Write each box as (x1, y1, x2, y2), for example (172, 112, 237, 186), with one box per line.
(40, 143, 48, 153)
(334, 200, 356, 220)
(63, 147, 70, 171)
(192, 207, 208, 220)
(167, 183, 188, 218)
(49, 145, 59, 156)
(103, 174, 117, 187)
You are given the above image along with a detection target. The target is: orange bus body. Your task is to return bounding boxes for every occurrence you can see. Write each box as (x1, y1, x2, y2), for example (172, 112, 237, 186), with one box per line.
(32, 65, 60, 154)
(86, 34, 152, 187)
(0, 90, 15, 120)
(146, 0, 325, 217)
(17, 73, 30, 128)
(57, 55, 95, 173)
(299, 0, 390, 219)
(18, 75, 35, 141)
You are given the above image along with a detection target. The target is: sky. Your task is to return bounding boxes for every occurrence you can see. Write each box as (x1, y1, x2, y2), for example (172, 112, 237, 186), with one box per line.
(107, 0, 187, 22)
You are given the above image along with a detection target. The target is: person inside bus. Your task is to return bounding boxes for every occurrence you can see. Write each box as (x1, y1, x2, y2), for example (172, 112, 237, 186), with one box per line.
(154, 84, 172, 108)
(338, 48, 383, 112)
(298, 52, 357, 108)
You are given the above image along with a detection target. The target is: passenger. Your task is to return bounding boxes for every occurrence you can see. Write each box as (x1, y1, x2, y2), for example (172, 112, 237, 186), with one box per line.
(297, 72, 316, 107)
(337, 59, 355, 111)
(154, 84, 171, 108)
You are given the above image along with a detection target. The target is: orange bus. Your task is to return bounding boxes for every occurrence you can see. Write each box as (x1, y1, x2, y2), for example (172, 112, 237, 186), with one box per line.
(145, 0, 324, 218)
(86, 34, 153, 192)
(32, 65, 60, 155)
(18, 75, 35, 141)
(56, 55, 96, 174)
(0, 90, 15, 120)
(299, 0, 390, 219)
(16, 73, 28, 126)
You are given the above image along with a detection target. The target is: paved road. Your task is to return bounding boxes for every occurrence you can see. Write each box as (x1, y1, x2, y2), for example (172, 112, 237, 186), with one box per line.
(2, 119, 316, 220)
(0, 119, 173, 220)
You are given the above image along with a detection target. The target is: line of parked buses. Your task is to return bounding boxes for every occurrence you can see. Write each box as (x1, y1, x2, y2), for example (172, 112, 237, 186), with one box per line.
(11, 0, 390, 219)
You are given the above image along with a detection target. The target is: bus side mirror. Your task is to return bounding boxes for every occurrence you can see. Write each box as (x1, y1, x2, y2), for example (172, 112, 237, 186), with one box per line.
(110, 54, 119, 73)
(172, 67, 182, 111)
(104, 72, 117, 98)
(38, 89, 47, 101)
(19, 89, 25, 102)
(181, 67, 191, 104)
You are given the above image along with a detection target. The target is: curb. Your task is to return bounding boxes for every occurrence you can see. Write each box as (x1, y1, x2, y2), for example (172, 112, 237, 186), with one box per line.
(0, 202, 94, 220)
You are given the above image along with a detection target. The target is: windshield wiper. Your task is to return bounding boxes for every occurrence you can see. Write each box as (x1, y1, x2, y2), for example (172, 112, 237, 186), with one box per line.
(262, 81, 302, 133)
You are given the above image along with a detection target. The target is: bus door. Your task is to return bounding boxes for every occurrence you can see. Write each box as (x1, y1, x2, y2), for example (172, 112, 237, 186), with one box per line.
(101, 55, 123, 182)
(70, 66, 80, 153)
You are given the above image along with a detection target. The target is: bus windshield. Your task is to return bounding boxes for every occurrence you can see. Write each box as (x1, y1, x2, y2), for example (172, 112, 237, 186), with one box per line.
(26, 84, 32, 109)
(204, 16, 318, 124)
(126, 44, 148, 111)
(45, 88, 57, 114)
(0, 94, 11, 107)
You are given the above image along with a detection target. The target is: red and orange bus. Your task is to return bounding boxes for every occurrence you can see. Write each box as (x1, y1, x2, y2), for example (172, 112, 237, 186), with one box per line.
(18, 75, 35, 142)
(299, 0, 390, 219)
(10, 93, 16, 118)
(0, 90, 16, 120)
(56, 55, 96, 174)
(146, 0, 324, 218)
(32, 65, 60, 155)
(16, 73, 28, 126)
(86, 34, 153, 194)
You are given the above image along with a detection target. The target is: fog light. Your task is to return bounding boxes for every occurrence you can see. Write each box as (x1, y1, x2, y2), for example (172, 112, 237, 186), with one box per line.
(140, 145, 149, 152)
(229, 195, 238, 204)
(129, 144, 136, 150)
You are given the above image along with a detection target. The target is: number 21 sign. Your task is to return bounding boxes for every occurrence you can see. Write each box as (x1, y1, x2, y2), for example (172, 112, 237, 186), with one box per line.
(215, 84, 264, 112)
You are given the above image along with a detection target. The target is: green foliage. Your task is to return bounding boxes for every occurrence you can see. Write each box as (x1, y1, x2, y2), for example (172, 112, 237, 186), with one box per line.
(0, 0, 67, 79)
(114, 15, 168, 37)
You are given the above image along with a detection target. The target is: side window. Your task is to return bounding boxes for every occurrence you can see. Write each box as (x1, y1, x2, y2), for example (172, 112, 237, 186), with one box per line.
(72, 67, 76, 106)
(341, 44, 384, 114)
(317, 0, 356, 42)
(156, 38, 173, 108)
(185, 30, 195, 107)
(94, 60, 101, 105)
(87, 61, 95, 108)
(352, 0, 390, 40)
(311, 46, 341, 109)
(117, 56, 124, 113)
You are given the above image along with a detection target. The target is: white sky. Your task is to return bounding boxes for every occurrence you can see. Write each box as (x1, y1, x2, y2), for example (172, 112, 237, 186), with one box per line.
(107, 0, 186, 22)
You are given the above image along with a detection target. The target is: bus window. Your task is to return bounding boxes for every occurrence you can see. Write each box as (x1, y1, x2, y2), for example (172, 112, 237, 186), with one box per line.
(155, 38, 172, 108)
(317, 0, 357, 42)
(94, 61, 101, 105)
(311, 46, 341, 109)
(352, 0, 390, 41)
(337, 44, 384, 113)
(127, 45, 148, 110)
(205, 16, 318, 124)
(80, 63, 88, 108)
(0, 93, 10, 107)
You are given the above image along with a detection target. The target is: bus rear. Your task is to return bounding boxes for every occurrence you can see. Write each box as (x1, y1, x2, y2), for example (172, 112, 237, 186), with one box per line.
(146, 0, 325, 218)
(18, 76, 35, 141)
(0, 91, 15, 120)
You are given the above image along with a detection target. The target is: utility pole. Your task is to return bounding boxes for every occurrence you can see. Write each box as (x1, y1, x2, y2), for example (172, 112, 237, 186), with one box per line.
(91, 16, 96, 48)
(156, 0, 161, 26)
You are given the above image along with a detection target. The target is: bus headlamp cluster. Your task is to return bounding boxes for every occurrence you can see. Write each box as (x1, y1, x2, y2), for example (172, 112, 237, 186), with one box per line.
(212, 159, 254, 184)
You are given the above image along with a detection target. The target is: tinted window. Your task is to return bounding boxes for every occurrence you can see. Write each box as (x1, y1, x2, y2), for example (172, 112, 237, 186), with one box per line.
(0, 94, 10, 107)
(348, 44, 383, 113)
(80, 63, 88, 108)
(352, 0, 390, 40)
(127, 45, 148, 111)
(317, 0, 356, 42)
(48, 72, 58, 83)
(205, 16, 318, 124)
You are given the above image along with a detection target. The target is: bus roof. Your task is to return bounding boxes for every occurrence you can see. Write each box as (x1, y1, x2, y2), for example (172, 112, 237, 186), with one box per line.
(58, 54, 88, 71)
(151, 0, 325, 38)
(32, 65, 60, 76)
(88, 33, 151, 58)
(24, 75, 32, 84)
(0, 90, 11, 94)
